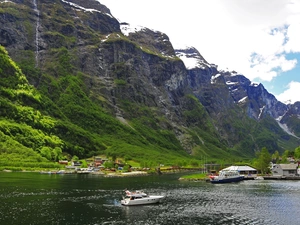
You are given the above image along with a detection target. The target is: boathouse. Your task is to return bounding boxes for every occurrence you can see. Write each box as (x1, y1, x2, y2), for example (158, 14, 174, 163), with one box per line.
(222, 165, 258, 178)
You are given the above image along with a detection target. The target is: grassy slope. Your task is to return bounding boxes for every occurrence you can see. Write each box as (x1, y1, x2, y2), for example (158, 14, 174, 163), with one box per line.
(0, 46, 197, 169)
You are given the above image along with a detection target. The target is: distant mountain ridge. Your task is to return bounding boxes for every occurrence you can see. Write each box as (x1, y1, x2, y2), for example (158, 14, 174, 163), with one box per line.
(0, 0, 299, 165)
(175, 46, 299, 136)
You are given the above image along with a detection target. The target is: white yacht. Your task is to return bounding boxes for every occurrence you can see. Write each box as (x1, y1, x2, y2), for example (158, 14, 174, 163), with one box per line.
(121, 190, 164, 206)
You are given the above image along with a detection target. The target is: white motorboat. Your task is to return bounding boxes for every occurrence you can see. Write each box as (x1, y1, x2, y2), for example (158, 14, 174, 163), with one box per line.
(209, 169, 244, 184)
(121, 190, 164, 206)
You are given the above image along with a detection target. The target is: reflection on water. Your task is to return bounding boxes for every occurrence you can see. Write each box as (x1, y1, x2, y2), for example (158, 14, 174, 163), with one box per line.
(1, 172, 300, 225)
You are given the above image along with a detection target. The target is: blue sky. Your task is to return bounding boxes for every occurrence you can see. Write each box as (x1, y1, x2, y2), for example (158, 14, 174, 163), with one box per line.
(254, 52, 300, 102)
(99, 0, 300, 104)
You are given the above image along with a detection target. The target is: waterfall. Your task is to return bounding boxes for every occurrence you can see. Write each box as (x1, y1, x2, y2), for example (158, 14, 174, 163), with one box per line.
(33, 0, 40, 67)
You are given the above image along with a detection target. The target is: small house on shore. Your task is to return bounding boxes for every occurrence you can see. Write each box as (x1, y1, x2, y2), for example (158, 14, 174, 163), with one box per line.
(271, 164, 298, 177)
(222, 165, 258, 178)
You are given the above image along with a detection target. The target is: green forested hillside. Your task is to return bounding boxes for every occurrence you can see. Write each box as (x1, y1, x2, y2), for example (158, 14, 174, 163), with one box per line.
(1, 44, 298, 171)
(0, 46, 199, 170)
(0, 46, 61, 169)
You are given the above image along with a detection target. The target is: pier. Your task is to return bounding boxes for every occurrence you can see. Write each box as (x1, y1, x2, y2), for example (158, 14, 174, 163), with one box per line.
(263, 175, 300, 180)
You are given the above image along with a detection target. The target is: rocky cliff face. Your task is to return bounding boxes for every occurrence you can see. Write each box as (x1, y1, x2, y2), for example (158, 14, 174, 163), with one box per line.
(0, 0, 299, 159)
(175, 46, 300, 150)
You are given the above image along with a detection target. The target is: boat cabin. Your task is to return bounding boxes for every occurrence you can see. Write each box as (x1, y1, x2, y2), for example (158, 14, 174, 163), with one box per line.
(125, 194, 145, 200)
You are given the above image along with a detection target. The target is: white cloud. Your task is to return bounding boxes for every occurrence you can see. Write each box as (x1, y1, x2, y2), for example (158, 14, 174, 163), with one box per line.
(284, 22, 300, 52)
(246, 53, 297, 81)
(276, 81, 300, 103)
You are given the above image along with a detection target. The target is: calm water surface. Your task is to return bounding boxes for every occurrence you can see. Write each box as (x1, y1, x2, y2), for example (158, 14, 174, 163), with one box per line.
(0, 172, 300, 225)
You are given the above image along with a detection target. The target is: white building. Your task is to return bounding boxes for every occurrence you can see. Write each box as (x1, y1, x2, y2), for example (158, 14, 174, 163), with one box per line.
(222, 165, 257, 178)
(271, 164, 298, 177)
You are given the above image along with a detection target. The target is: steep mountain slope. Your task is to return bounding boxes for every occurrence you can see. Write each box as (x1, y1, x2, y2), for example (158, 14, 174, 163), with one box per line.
(0, 45, 63, 168)
(280, 102, 300, 138)
(0, 0, 299, 166)
(0, 43, 193, 168)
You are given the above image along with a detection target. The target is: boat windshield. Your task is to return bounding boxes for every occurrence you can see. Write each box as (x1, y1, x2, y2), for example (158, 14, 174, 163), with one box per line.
(220, 170, 239, 176)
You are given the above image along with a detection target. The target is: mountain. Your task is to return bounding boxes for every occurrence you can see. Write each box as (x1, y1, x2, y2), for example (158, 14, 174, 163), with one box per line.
(175, 46, 300, 150)
(0, 0, 299, 167)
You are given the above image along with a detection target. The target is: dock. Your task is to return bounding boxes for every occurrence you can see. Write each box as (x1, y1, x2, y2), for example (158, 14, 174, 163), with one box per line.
(263, 176, 300, 180)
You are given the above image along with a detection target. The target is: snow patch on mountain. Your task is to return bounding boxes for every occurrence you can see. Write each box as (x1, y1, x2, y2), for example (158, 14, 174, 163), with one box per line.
(61, 0, 112, 17)
(211, 74, 221, 84)
(0, 1, 15, 4)
(238, 96, 248, 103)
(226, 81, 238, 85)
(175, 46, 215, 70)
(250, 82, 260, 87)
(120, 23, 146, 36)
(219, 69, 238, 76)
(178, 54, 202, 69)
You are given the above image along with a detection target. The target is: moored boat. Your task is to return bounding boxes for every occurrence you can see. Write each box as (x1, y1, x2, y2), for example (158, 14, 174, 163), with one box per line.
(121, 190, 164, 206)
(209, 169, 244, 184)
(254, 176, 264, 180)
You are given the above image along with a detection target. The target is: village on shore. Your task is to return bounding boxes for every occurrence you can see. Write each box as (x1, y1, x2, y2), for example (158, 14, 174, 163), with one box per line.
(3, 154, 300, 181)
(36, 156, 191, 177)
(36, 155, 300, 181)
(179, 160, 300, 181)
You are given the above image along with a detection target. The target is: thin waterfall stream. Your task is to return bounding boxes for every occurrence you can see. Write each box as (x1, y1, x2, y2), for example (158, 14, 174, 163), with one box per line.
(33, 0, 40, 67)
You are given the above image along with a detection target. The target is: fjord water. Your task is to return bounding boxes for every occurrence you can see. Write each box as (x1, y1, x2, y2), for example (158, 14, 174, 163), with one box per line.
(1, 172, 300, 225)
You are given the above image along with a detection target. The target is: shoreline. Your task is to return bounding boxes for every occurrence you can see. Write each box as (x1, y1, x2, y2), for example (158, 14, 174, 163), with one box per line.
(1, 169, 151, 177)
(105, 171, 148, 177)
(263, 175, 300, 180)
(3, 169, 300, 181)
(1, 167, 201, 176)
